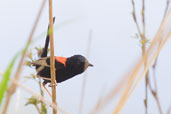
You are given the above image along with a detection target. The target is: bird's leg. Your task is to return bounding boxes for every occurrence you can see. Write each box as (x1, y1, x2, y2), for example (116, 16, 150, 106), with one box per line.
(43, 82, 52, 98)
(37, 75, 51, 81)
(48, 80, 57, 87)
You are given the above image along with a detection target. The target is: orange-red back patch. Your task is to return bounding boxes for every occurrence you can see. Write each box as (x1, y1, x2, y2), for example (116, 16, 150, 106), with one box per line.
(55, 57, 67, 67)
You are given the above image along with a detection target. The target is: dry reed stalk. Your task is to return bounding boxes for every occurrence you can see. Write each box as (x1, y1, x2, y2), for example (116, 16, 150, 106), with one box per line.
(152, 0, 170, 83)
(12, 79, 69, 114)
(48, 0, 57, 114)
(113, 9, 171, 114)
(79, 30, 93, 114)
(35, 104, 41, 114)
(141, 0, 149, 113)
(132, 0, 170, 113)
(127, 32, 171, 114)
(147, 1, 171, 113)
(2, 0, 47, 113)
(148, 68, 163, 114)
(38, 78, 46, 114)
(140, 0, 151, 113)
(139, 0, 149, 114)
(164, 0, 170, 18)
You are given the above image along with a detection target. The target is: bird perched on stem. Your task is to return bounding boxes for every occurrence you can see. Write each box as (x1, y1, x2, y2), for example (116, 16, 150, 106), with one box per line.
(31, 17, 93, 97)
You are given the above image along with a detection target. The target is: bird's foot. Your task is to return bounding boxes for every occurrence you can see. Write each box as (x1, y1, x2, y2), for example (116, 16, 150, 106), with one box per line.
(48, 80, 57, 87)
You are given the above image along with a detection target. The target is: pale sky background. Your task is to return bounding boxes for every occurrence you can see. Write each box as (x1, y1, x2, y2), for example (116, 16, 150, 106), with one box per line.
(0, 0, 171, 114)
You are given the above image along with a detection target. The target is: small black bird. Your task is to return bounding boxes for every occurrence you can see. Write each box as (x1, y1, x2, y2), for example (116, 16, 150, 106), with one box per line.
(31, 17, 93, 96)
(32, 55, 93, 84)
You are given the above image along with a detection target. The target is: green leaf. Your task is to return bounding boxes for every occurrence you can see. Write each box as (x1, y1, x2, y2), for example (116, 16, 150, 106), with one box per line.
(0, 52, 20, 105)
(140, 39, 150, 45)
(41, 103, 47, 114)
(25, 96, 40, 106)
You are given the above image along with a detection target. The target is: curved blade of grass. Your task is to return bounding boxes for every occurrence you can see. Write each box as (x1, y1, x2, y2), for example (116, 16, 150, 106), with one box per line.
(0, 52, 20, 105)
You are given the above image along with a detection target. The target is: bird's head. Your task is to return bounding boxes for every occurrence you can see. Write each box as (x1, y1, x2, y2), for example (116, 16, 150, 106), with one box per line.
(67, 55, 93, 72)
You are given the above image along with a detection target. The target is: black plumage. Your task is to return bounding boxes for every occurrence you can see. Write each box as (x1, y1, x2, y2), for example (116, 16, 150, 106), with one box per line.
(33, 55, 93, 84)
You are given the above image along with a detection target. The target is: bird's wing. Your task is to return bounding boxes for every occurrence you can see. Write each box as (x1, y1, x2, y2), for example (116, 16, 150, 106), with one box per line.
(32, 57, 66, 71)
(31, 57, 50, 67)
(55, 58, 67, 71)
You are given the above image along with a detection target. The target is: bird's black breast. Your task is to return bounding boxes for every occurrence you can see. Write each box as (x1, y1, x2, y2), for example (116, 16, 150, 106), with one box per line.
(55, 60, 84, 83)
(36, 58, 84, 83)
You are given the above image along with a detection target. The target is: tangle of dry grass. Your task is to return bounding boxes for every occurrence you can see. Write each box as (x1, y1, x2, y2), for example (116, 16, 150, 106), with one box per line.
(113, 9, 171, 114)
(2, 0, 47, 113)
(12, 79, 69, 114)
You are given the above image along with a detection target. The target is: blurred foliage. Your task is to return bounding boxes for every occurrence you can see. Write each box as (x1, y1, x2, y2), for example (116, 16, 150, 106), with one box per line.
(24, 47, 48, 114)
(25, 96, 40, 106)
(25, 46, 50, 67)
(140, 39, 150, 45)
(25, 96, 47, 114)
(0, 52, 20, 106)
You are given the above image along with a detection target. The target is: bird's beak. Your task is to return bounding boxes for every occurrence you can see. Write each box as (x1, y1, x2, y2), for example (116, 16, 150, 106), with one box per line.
(88, 63, 93, 67)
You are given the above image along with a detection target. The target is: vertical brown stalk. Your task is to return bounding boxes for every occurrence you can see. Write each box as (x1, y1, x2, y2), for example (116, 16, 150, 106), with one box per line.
(132, 0, 149, 113)
(48, 0, 57, 114)
(141, 0, 149, 114)
(149, 1, 170, 113)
